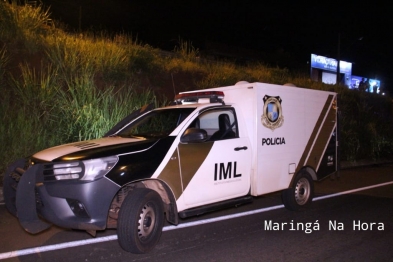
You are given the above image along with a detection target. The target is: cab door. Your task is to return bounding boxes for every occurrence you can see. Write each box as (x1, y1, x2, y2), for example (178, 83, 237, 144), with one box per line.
(178, 107, 251, 209)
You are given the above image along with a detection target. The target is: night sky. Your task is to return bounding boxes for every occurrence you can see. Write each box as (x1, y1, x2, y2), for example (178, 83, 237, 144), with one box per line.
(40, 0, 393, 88)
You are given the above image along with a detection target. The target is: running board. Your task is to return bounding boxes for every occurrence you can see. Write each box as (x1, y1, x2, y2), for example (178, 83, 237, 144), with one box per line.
(178, 196, 253, 219)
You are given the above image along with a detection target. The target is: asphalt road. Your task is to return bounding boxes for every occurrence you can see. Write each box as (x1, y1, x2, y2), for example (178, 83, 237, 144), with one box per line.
(0, 164, 392, 261)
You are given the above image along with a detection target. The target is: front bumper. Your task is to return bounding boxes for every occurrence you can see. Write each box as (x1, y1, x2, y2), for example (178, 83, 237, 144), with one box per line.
(3, 159, 120, 234)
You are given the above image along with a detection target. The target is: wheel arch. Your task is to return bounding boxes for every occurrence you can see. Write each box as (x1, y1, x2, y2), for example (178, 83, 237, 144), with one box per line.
(109, 179, 179, 227)
(141, 179, 179, 225)
(289, 166, 317, 187)
(303, 166, 317, 181)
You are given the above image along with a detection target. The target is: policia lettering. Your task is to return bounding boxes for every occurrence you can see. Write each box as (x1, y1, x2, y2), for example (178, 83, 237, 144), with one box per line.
(214, 162, 242, 181)
(262, 137, 286, 146)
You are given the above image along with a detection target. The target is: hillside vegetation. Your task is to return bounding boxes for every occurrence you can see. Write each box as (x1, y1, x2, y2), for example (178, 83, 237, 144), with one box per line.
(1, 1, 393, 179)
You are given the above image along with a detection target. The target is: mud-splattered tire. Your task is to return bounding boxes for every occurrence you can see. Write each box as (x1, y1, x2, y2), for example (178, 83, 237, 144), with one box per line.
(117, 188, 164, 253)
(282, 172, 314, 211)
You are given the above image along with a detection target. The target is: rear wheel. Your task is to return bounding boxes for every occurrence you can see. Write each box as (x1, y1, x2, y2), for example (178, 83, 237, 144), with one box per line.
(117, 188, 164, 253)
(282, 172, 314, 211)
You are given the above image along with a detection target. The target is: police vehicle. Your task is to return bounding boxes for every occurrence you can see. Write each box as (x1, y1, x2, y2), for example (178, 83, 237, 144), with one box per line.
(3, 81, 338, 253)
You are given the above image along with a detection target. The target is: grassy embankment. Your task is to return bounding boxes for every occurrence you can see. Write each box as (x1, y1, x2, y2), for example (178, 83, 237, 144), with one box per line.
(1, 1, 392, 181)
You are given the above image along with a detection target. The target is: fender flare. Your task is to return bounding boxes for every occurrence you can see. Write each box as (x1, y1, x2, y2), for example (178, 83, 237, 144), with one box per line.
(141, 179, 179, 225)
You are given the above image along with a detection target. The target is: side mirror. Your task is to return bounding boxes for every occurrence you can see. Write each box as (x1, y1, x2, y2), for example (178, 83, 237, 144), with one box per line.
(180, 128, 208, 143)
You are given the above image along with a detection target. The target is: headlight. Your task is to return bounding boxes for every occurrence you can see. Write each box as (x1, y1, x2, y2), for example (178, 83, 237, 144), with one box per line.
(53, 162, 82, 180)
(81, 156, 118, 181)
(53, 156, 118, 181)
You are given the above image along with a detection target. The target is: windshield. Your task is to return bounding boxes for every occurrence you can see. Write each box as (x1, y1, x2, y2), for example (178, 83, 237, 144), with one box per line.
(117, 108, 195, 139)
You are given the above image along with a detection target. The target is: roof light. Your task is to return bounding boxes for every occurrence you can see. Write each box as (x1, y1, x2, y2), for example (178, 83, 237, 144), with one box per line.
(174, 91, 225, 104)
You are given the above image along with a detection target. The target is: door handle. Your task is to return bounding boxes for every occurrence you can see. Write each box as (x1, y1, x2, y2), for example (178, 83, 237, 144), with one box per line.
(234, 146, 248, 151)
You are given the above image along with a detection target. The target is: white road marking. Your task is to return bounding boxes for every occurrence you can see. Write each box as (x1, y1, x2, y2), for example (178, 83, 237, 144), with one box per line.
(0, 181, 392, 260)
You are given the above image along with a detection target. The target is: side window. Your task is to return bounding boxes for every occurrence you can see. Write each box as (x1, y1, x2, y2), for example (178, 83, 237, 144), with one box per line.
(198, 109, 238, 141)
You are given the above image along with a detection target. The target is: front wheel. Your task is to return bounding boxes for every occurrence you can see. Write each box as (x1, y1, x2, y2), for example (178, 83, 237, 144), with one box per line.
(282, 172, 314, 211)
(117, 188, 164, 253)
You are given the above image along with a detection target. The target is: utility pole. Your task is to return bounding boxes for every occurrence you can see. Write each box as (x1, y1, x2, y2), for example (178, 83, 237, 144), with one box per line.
(336, 33, 340, 85)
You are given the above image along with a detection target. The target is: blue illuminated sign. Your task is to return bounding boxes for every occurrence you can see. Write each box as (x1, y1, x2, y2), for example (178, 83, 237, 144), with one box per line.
(311, 54, 352, 74)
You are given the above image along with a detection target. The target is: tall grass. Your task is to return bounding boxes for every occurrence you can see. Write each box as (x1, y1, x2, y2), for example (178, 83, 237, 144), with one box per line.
(11, 62, 60, 118)
(44, 33, 133, 81)
(173, 38, 200, 61)
(0, 2, 159, 177)
(0, 61, 156, 174)
(0, 65, 58, 168)
(57, 73, 155, 142)
(0, 0, 53, 52)
(0, 44, 9, 85)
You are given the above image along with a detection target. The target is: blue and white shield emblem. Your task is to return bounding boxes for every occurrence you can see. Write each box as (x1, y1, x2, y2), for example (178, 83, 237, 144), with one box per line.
(261, 95, 284, 130)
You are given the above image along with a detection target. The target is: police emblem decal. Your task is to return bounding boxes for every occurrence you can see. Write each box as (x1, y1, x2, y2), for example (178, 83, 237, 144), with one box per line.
(261, 95, 284, 130)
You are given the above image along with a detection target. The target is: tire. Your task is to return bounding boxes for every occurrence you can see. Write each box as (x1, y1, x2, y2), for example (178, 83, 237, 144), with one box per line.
(282, 172, 314, 211)
(117, 188, 164, 253)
